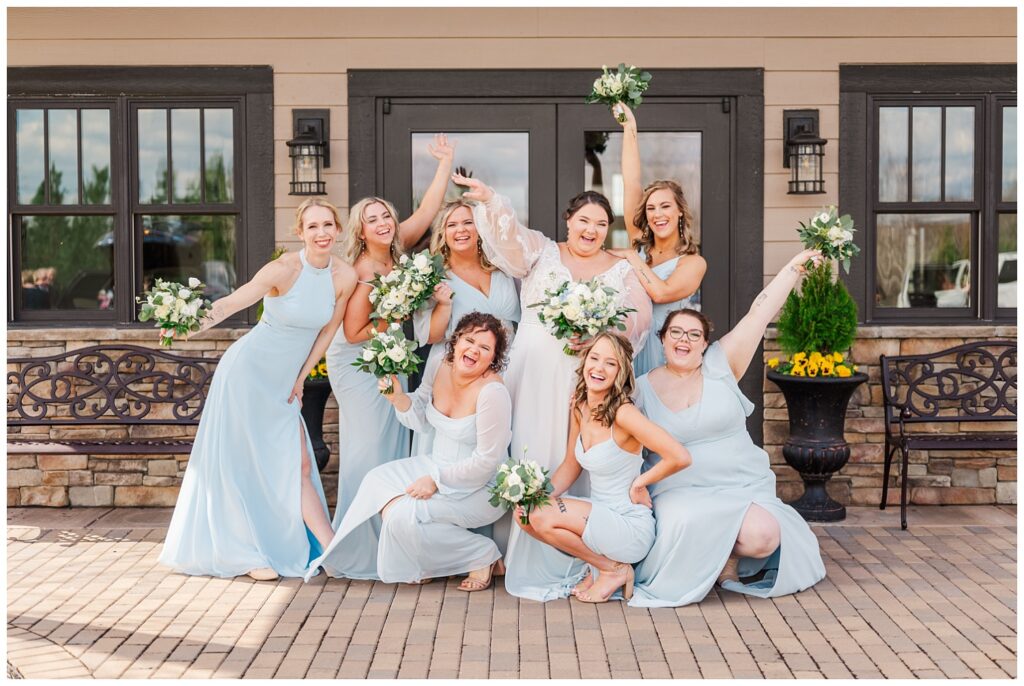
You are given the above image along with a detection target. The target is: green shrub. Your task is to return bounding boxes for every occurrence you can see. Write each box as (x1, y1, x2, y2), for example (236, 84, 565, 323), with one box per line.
(776, 262, 858, 356)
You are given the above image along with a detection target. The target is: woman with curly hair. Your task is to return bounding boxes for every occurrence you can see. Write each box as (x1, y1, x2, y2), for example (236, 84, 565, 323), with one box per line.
(610, 103, 707, 376)
(307, 313, 513, 591)
(505, 332, 691, 603)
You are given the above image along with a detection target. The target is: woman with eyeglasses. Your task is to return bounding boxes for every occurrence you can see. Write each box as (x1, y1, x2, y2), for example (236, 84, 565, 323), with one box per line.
(629, 248, 827, 607)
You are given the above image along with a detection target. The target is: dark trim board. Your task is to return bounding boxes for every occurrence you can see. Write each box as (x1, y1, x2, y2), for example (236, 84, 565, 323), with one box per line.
(840, 64, 1016, 94)
(349, 68, 766, 442)
(8, 66, 274, 96)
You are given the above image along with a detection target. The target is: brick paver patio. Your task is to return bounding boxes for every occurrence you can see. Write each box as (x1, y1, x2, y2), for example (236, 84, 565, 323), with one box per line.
(6, 506, 1016, 679)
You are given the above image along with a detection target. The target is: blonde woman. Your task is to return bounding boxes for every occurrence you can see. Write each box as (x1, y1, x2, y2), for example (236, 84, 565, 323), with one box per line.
(505, 332, 691, 603)
(611, 103, 707, 377)
(410, 200, 521, 455)
(161, 198, 357, 580)
(323, 134, 454, 579)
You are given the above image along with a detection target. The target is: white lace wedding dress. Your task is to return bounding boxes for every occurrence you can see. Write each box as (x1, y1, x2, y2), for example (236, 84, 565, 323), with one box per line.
(471, 194, 652, 594)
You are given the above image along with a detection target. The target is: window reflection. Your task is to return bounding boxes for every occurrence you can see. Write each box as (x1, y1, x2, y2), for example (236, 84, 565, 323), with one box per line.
(583, 131, 702, 250)
(1002, 107, 1016, 203)
(20, 215, 115, 311)
(138, 109, 169, 204)
(879, 107, 909, 202)
(16, 110, 45, 205)
(139, 215, 237, 301)
(944, 108, 974, 201)
(171, 109, 202, 203)
(411, 132, 529, 223)
(875, 213, 971, 308)
(998, 214, 1016, 308)
(47, 110, 79, 205)
(911, 108, 941, 202)
(204, 109, 235, 203)
(81, 110, 112, 205)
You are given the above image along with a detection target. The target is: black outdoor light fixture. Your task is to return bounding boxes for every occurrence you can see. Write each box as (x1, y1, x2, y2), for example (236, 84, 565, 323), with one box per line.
(287, 109, 330, 195)
(783, 109, 826, 194)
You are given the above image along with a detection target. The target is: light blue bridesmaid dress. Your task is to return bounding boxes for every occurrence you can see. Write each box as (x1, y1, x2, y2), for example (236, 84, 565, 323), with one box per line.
(633, 255, 700, 377)
(160, 250, 333, 578)
(324, 285, 411, 578)
(411, 269, 520, 456)
(306, 354, 510, 583)
(630, 342, 826, 607)
(503, 424, 655, 602)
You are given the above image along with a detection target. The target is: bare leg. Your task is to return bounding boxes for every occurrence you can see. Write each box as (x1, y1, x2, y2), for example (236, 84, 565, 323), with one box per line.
(720, 503, 781, 584)
(299, 424, 334, 549)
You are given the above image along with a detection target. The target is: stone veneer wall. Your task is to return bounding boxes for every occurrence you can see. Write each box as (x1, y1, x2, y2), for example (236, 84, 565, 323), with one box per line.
(763, 325, 1017, 508)
(8, 325, 1017, 508)
(7, 328, 342, 509)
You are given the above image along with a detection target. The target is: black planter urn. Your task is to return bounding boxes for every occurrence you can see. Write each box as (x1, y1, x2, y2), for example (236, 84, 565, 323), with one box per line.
(301, 378, 333, 472)
(767, 370, 868, 522)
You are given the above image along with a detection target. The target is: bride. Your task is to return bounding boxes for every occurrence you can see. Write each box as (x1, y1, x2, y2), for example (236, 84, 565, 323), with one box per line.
(454, 173, 652, 586)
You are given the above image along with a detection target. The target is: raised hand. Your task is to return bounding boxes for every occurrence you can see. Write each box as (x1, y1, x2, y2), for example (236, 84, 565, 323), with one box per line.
(433, 282, 455, 305)
(789, 248, 825, 275)
(453, 173, 494, 203)
(427, 133, 456, 165)
(613, 102, 637, 129)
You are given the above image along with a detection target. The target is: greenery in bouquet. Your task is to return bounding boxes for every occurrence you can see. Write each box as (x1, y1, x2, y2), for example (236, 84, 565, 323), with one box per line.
(369, 250, 447, 322)
(137, 277, 213, 348)
(529, 279, 635, 356)
(351, 323, 423, 395)
(586, 63, 652, 122)
(488, 449, 554, 525)
(773, 208, 860, 377)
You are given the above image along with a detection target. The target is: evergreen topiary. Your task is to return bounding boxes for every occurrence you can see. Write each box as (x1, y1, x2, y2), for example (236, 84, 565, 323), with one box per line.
(776, 262, 858, 357)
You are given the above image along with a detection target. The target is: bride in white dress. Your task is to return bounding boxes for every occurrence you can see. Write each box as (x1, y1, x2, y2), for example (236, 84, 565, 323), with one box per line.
(454, 173, 652, 595)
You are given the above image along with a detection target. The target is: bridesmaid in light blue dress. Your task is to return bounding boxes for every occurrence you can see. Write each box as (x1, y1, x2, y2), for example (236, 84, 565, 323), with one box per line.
(412, 200, 521, 456)
(161, 199, 357, 580)
(608, 103, 706, 376)
(309, 313, 511, 588)
(506, 332, 690, 603)
(631, 248, 827, 608)
(325, 136, 454, 576)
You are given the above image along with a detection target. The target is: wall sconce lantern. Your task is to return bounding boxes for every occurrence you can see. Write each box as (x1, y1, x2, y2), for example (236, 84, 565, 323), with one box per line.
(783, 109, 826, 194)
(287, 109, 330, 196)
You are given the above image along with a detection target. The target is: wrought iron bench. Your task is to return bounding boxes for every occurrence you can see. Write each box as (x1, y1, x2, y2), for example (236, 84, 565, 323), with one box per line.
(7, 344, 217, 456)
(880, 340, 1017, 529)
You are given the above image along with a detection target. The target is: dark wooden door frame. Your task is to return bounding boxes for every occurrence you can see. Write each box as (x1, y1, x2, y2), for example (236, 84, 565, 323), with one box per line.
(349, 68, 765, 441)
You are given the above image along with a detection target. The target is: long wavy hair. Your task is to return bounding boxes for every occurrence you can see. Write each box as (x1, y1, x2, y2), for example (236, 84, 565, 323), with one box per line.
(631, 179, 698, 265)
(429, 200, 496, 272)
(572, 332, 635, 428)
(341, 196, 405, 265)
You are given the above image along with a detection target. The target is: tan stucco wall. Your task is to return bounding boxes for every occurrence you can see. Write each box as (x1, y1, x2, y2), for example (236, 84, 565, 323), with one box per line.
(8, 7, 1016, 279)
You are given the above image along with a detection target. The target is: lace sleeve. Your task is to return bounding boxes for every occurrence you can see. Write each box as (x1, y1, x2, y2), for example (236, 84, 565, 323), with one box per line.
(428, 383, 512, 495)
(471, 194, 551, 278)
(394, 352, 443, 433)
(621, 266, 653, 358)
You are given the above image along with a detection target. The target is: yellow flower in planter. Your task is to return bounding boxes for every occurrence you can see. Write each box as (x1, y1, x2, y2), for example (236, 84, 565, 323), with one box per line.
(768, 357, 779, 369)
(791, 364, 807, 377)
(809, 351, 824, 366)
(820, 359, 835, 376)
(832, 352, 844, 363)
(793, 351, 807, 363)
(836, 365, 852, 378)
(807, 363, 820, 377)
(318, 361, 328, 376)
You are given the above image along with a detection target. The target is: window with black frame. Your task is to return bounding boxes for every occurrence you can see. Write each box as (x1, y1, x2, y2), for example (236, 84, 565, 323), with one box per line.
(869, 94, 1016, 320)
(8, 66, 272, 326)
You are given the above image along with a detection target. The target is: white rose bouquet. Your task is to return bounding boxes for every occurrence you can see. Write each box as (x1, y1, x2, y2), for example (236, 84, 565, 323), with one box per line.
(351, 323, 423, 395)
(586, 63, 653, 122)
(797, 206, 860, 274)
(488, 449, 553, 525)
(368, 250, 447, 322)
(136, 277, 212, 348)
(529, 279, 636, 355)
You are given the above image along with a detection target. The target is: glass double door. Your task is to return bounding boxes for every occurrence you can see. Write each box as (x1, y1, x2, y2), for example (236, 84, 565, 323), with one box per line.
(382, 99, 732, 332)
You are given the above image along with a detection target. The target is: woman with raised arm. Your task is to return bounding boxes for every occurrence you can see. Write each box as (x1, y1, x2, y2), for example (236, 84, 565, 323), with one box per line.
(456, 173, 652, 574)
(629, 248, 827, 608)
(410, 200, 521, 455)
(324, 134, 455, 577)
(307, 313, 512, 589)
(161, 198, 357, 581)
(506, 332, 690, 602)
(610, 103, 707, 377)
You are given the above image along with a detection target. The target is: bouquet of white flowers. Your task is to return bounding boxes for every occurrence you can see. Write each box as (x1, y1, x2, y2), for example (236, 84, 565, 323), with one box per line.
(488, 449, 553, 525)
(369, 250, 447, 322)
(797, 206, 860, 274)
(586, 63, 653, 122)
(351, 323, 424, 395)
(136, 277, 212, 348)
(529, 279, 636, 355)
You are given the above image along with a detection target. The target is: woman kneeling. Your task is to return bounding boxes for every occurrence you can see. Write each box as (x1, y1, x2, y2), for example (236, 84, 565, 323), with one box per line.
(507, 332, 691, 603)
(306, 313, 512, 590)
